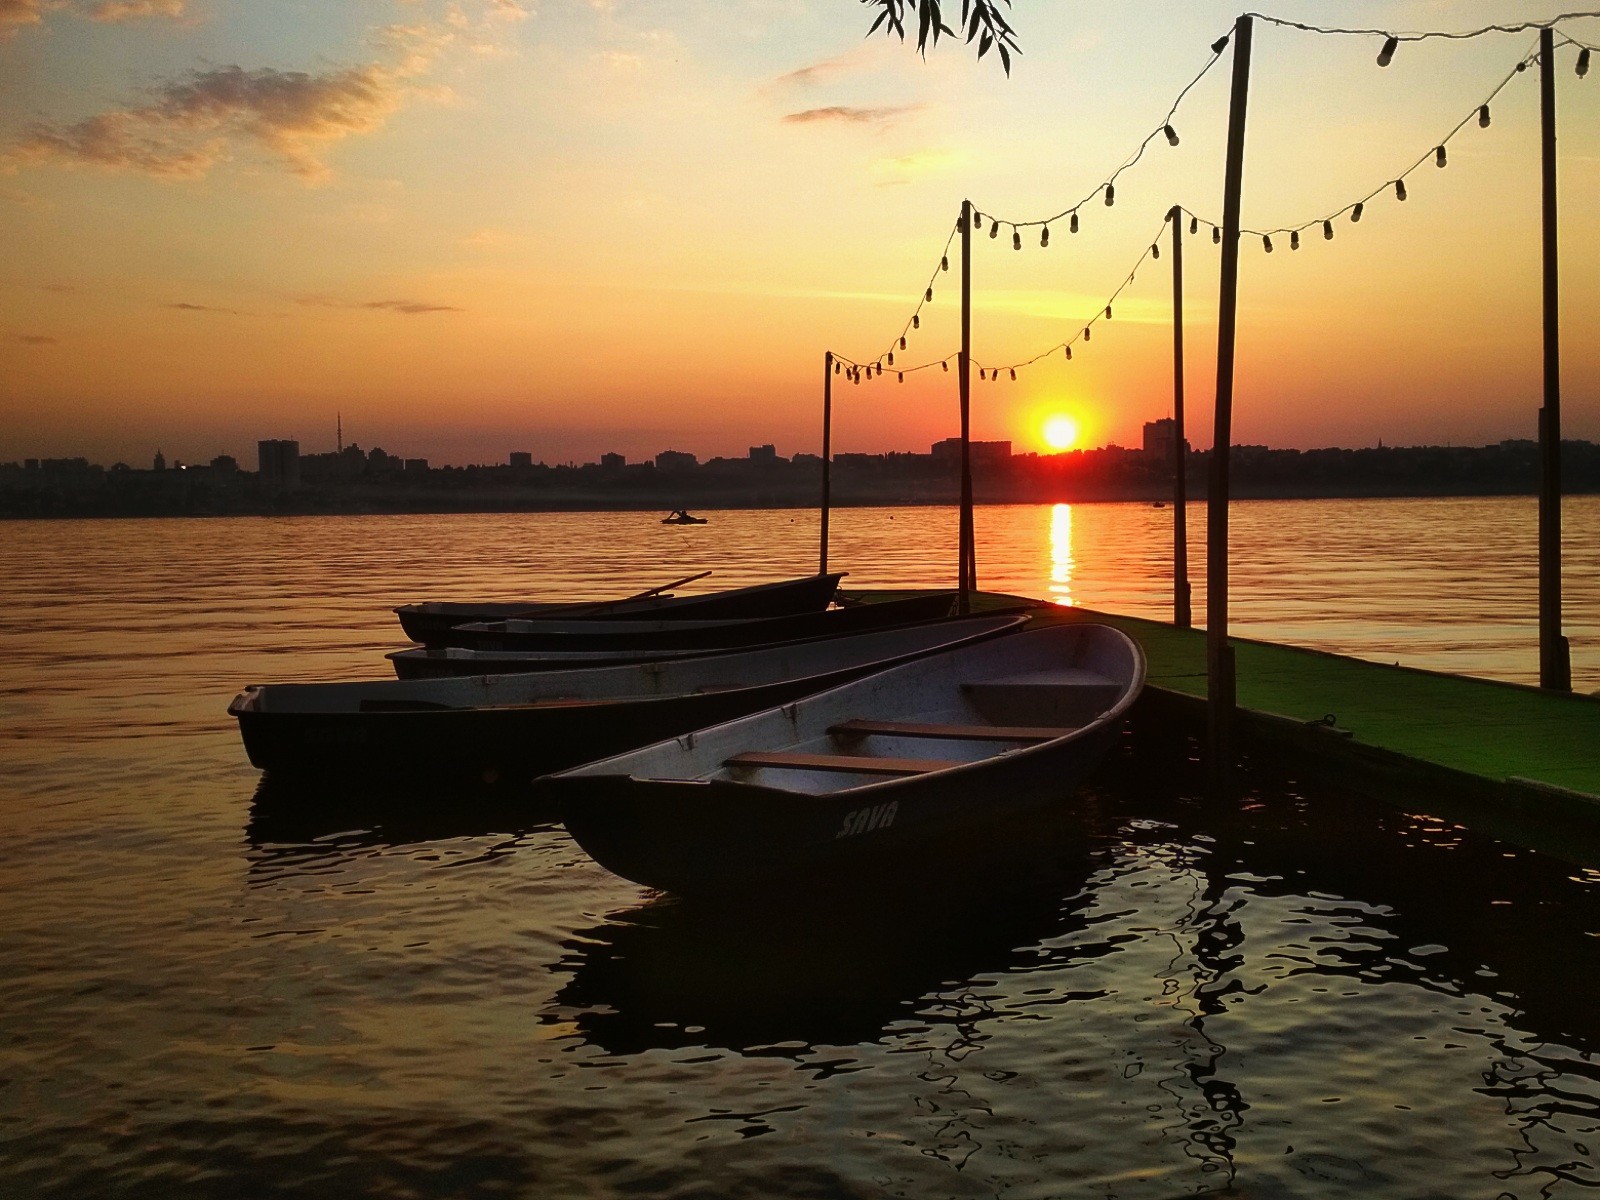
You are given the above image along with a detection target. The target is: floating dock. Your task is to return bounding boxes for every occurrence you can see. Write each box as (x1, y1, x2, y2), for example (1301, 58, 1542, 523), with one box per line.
(850, 590, 1600, 861)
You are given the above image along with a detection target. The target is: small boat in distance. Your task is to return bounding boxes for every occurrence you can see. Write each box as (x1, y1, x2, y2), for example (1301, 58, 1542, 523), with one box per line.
(546, 622, 1146, 897)
(662, 510, 707, 525)
(231, 615, 1026, 788)
(396, 572, 842, 646)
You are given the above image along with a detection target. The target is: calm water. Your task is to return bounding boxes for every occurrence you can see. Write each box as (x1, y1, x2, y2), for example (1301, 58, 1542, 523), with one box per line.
(2, 498, 1599, 1199)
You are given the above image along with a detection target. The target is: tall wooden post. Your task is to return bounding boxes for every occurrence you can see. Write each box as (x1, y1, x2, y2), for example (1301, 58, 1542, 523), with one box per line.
(1207, 15, 1253, 792)
(1539, 27, 1571, 691)
(959, 200, 976, 613)
(1169, 204, 1192, 629)
(820, 350, 833, 576)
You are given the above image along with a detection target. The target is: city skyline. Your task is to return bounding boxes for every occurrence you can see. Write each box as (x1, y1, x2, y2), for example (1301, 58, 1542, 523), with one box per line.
(3, 2, 1599, 467)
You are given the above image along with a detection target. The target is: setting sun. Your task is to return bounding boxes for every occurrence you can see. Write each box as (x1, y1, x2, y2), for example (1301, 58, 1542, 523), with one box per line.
(1042, 414, 1081, 451)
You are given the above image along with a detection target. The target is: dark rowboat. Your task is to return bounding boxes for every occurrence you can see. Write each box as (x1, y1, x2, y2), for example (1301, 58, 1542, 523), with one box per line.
(396, 573, 842, 646)
(545, 622, 1145, 897)
(230, 615, 1027, 788)
(438, 592, 962, 654)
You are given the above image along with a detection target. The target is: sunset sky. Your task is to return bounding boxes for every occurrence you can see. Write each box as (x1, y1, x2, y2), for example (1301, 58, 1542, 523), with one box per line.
(3, 1, 1598, 469)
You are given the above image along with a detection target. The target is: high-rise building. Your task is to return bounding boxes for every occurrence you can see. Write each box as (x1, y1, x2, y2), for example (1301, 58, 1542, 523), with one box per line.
(258, 439, 301, 491)
(509, 451, 533, 469)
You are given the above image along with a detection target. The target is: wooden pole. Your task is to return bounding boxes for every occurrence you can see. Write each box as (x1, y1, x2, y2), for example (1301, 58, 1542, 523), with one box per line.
(1169, 204, 1192, 629)
(820, 350, 833, 576)
(1539, 26, 1571, 691)
(959, 200, 975, 614)
(1207, 15, 1253, 792)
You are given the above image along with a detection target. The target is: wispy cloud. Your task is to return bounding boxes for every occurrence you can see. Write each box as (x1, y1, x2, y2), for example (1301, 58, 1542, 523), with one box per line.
(782, 104, 922, 128)
(298, 295, 463, 315)
(8, 63, 413, 181)
(167, 300, 246, 314)
(0, 0, 59, 42)
(770, 50, 864, 90)
(89, 0, 184, 22)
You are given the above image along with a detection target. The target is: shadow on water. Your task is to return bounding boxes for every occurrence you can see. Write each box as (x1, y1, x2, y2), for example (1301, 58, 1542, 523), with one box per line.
(543, 803, 1112, 1057)
(244, 773, 562, 852)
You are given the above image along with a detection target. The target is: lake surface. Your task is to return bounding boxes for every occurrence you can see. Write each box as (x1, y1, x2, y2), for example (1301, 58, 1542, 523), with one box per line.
(2, 497, 1599, 1198)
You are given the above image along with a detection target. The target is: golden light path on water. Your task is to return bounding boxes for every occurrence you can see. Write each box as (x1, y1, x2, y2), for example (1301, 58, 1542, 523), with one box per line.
(1049, 501, 1075, 608)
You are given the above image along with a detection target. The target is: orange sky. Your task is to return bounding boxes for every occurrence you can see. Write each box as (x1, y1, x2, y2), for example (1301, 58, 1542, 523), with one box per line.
(2, 1, 1598, 468)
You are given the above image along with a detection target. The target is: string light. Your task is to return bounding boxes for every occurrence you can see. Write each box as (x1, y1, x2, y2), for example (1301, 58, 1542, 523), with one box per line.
(1013, 229, 1022, 250)
(1395, 178, 1407, 200)
(1164, 124, 1180, 145)
(1324, 219, 1334, 240)
(973, 212, 983, 230)
(1009, 368, 1016, 380)
(1190, 215, 1199, 234)
(1064, 346, 1072, 360)
(912, 314, 920, 329)
(1213, 226, 1222, 244)
(1263, 234, 1273, 252)
(1378, 35, 1398, 66)
(1151, 242, 1161, 259)
(1351, 201, 1364, 222)
(899, 336, 907, 349)
(1040, 225, 1050, 247)
(1435, 144, 1447, 167)
(1084, 326, 1091, 342)
(926, 287, 934, 302)
(1479, 103, 1491, 126)
(942, 360, 949, 371)
(887, 352, 895, 365)
(898, 372, 904, 382)
(1070, 212, 1080, 234)
(1580, 47, 1592, 75)
(1211, 33, 1230, 54)
(1104, 183, 1116, 206)
(941, 255, 949, 271)
(1104, 305, 1113, 320)
(990, 221, 999, 239)
(1290, 229, 1300, 249)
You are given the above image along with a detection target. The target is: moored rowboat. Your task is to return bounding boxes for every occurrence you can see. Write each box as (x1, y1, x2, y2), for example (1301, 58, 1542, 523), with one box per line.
(396, 573, 843, 646)
(231, 614, 1027, 788)
(545, 622, 1145, 896)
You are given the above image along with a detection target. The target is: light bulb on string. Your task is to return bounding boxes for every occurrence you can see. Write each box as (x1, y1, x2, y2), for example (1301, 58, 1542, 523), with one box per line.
(926, 287, 934, 302)
(1009, 369, 1016, 381)
(1395, 178, 1407, 201)
(1212, 226, 1221, 244)
(1579, 48, 1591, 77)
(978, 369, 986, 381)
(1435, 145, 1447, 168)
(887, 352, 895, 366)
(973, 212, 983, 230)
(1164, 124, 1180, 146)
(898, 372, 904, 383)
(1013, 229, 1022, 250)
(1263, 234, 1273, 253)
(1104, 183, 1115, 206)
(833, 360, 840, 374)
(1351, 202, 1364, 223)
(1070, 212, 1080, 234)
(1377, 35, 1398, 66)
(1151, 242, 1160, 260)
(941, 255, 949, 272)
(1084, 326, 1092, 342)
(1190, 215, 1198, 235)
(1211, 33, 1230, 54)
(899, 336, 907, 349)
(1064, 346, 1072, 361)
(912, 314, 920, 329)
(1041, 225, 1050, 247)
(990, 221, 999, 239)
(1105, 305, 1113, 320)
(1290, 229, 1300, 250)
(942, 360, 949, 372)
(1479, 104, 1491, 127)
(1323, 220, 1334, 241)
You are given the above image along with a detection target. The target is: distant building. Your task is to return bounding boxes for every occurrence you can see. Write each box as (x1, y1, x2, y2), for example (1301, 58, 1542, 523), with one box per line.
(153, 449, 165, 472)
(404, 458, 429, 473)
(210, 455, 238, 474)
(655, 449, 698, 470)
(931, 438, 1011, 467)
(600, 452, 625, 469)
(748, 444, 778, 463)
(258, 439, 300, 491)
(509, 451, 533, 469)
(1142, 419, 1189, 461)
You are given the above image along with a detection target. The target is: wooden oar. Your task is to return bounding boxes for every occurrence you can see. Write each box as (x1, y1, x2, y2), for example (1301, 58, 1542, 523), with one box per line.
(510, 570, 712, 620)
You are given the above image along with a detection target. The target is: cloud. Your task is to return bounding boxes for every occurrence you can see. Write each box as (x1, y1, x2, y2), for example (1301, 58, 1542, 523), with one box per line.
(782, 104, 922, 127)
(167, 301, 245, 314)
(771, 52, 862, 90)
(298, 295, 463, 315)
(17, 333, 57, 344)
(89, 0, 184, 22)
(0, 0, 60, 42)
(9, 63, 413, 181)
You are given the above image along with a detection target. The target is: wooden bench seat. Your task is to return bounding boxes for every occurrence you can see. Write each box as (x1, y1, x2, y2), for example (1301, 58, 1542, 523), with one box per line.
(725, 750, 949, 776)
(828, 718, 1071, 743)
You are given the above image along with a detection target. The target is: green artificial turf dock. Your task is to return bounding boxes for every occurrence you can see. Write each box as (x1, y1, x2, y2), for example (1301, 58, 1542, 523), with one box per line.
(848, 589, 1600, 816)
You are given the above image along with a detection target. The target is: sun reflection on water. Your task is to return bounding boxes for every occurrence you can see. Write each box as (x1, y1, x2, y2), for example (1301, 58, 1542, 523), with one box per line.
(1049, 502, 1075, 607)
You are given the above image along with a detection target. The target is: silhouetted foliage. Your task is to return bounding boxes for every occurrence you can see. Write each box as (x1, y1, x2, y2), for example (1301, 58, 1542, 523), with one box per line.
(863, 0, 1019, 73)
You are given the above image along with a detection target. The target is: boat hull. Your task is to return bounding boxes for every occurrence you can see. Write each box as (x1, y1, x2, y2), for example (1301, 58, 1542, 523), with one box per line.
(396, 573, 842, 645)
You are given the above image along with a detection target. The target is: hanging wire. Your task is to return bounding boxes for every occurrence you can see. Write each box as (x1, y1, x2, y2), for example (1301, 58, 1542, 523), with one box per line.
(1247, 10, 1600, 41)
(970, 215, 1173, 377)
(1177, 39, 1544, 244)
(832, 220, 962, 378)
(972, 32, 1232, 237)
